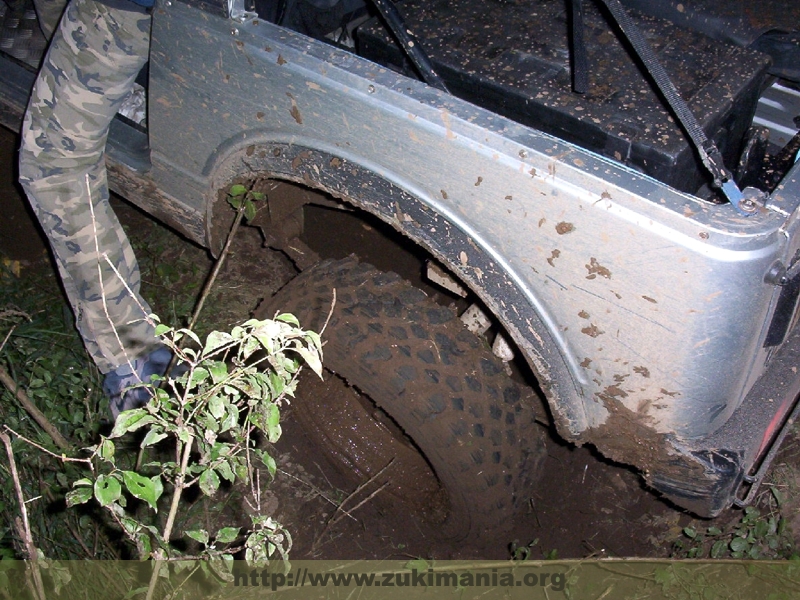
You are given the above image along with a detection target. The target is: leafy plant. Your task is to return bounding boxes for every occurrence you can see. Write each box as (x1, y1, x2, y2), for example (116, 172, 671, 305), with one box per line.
(227, 184, 265, 224)
(674, 500, 797, 559)
(64, 313, 323, 566)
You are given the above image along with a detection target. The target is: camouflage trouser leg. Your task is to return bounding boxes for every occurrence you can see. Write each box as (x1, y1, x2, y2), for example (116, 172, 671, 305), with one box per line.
(18, 0, 155, 374)
(32, 0, 68, 39)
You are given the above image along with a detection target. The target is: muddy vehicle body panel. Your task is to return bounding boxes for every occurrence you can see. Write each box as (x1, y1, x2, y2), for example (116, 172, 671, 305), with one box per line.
(2, 0, 800, 518)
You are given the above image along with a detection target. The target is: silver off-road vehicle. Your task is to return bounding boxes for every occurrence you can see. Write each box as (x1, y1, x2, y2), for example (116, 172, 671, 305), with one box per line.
(2, 0, 800, 538)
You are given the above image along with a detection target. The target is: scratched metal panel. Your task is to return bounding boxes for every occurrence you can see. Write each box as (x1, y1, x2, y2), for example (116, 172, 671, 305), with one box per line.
(148, 1, 795, 442)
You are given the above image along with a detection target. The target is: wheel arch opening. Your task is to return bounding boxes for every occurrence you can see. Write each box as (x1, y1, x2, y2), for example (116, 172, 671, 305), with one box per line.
(204, 139, 590, 440)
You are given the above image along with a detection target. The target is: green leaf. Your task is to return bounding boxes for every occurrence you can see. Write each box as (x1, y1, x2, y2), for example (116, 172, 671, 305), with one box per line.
(120, 517, 140, 536)
(140, 428, 168, 449)
(215, 527, 240, 544)
(219, 403, 239, 433)
(136, 532, 152, 558)
(294, 345, 322, 378)
(176, 328, 202, 348)
(229, 184, 247, 197)
(215, 460, 235, 483)
(154, 324, 171, 336)
(771, 486, 785, 508)
(66, 487, 93, 507)
(94, 474, 122, 507)
(244, 200, 256, 222)
(122, 471, 163, 511)
(199, 468, 221, 496)
(204, 331, 235, 355)
(177, 427, 191, 445)
(710, 540, 728, 558)
(730, 537, 749, 553)
(241, 335, 262, 360)
(209, 394, 225, 420)
(190, 367, 210, 387)
(275, 313, 300, 326)
(185, 529, 209, 546)
(73, 478, 93, 487)
(304, 330, 323, 351)
(208, 361, 229, 384)
(404, 558, 429, 572)
(255, 449, 276, 477)
(109, 409, 156, 438)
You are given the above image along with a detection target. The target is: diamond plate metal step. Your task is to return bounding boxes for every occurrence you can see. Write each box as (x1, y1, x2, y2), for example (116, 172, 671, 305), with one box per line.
(0, 0, 47, 68)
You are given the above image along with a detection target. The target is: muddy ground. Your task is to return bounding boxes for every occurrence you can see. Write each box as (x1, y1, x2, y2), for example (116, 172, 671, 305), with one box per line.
(2, 126, 800, 562)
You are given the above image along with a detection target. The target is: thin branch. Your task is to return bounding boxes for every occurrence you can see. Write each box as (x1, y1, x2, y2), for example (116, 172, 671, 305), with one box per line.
(86, 174, 139, 380)
(276, 468, 351, 514)
(0, 309, 30, 322)
(187, 189, 249, 335)
(0, 367, 71, 450)
(319, 288, 336, 337)
(1, 431, 46, 600)
(312, 459, 394, 551)
(3, 426, 91, 468)
(162, 436, 194, 544)
(0, 323, 17, 355)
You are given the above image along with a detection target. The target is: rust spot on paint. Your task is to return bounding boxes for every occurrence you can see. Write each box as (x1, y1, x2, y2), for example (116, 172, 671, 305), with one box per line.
(581, 324, 603, 337)
(633, 366, 651, 378)
(330, 157, 342, 168)
(585, 257, 612, 280)
(556, 222, 575, 235)
(660, 388, 680, 397)
(642, 295, 657, 304)
(580, 357, 592, 368)
(505, 195, 513, 200)
(578, 310, 590, 319)
(256, 112, 265, 121)
(547, 249, 560, 267)
(601, 191, 612, 200)
(286, 93, 302, 125)
(538, 218, 546, 227)
(474, 176, 483, 187)
(291, 150, 311, 171)
(245, 145, 255, 156)
(529, 167, 537, 178)
(597, 384, 627, 401)
(277, 54, 287, 65)
(441, 190, 448, 199)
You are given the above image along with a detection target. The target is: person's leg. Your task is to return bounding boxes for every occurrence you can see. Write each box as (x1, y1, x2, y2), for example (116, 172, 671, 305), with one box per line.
(19, 0, 155, 379)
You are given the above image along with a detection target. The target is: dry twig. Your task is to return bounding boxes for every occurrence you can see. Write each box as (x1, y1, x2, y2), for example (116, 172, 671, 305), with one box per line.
(1, 431, 46, 600)
(0, 368, 71, 451)
(312, 459, 394, 552)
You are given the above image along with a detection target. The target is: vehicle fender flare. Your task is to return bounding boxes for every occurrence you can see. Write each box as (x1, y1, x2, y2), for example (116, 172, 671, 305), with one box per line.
(204, 136, 594, 439)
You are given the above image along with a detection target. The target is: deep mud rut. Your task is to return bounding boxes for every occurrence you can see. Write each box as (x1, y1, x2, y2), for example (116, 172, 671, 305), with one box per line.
(2, 127, 800, 561)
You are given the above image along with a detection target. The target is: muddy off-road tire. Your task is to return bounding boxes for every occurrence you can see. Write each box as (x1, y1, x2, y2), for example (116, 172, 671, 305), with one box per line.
(259, 256, 547, 538)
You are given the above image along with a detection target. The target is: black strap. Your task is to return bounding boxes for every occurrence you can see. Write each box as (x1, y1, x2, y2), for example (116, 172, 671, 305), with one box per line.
(595, 0, 735, 192)
(570, 0, 589, 94)
(369, 0, 449, 93)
